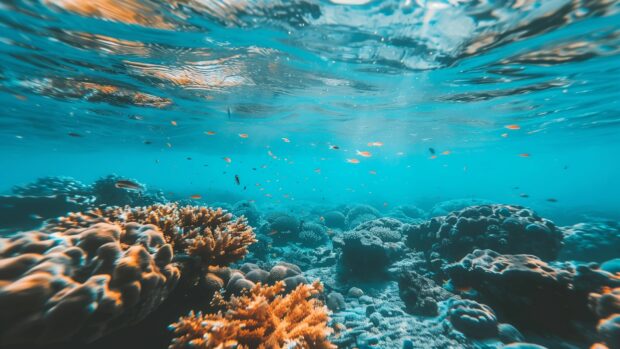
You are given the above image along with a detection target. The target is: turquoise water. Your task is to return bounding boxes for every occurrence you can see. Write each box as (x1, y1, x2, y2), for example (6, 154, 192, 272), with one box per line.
(1, 1, 620, 349)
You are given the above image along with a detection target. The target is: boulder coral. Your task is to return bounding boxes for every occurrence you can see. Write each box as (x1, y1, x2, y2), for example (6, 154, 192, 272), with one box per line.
(560, 221, 620, 263)
(589, 286, 620, 349)
(0, 222, 180, 345)
(344, 204, 380, 229)
(406, 204, 562, 264)
(169, 281, 335, 349)
(444, 249, 620, 334)
(446, 298, 499, 339)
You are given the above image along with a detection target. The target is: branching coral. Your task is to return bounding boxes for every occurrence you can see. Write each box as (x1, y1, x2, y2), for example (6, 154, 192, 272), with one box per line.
(169, 281, 335, 349)
(45, 204, 256, 267)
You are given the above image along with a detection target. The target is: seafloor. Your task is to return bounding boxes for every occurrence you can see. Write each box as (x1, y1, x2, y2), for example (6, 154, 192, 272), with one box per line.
(0, 175, 619, 349)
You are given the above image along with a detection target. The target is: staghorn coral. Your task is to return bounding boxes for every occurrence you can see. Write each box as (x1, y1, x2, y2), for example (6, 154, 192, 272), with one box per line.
(45, 204, 256, 268)
(169, 281, 335, 349)
(0, 222, 180, 345)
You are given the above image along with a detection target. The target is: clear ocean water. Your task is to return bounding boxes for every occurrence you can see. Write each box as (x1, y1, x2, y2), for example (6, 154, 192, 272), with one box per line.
(1, 1, 620, 349)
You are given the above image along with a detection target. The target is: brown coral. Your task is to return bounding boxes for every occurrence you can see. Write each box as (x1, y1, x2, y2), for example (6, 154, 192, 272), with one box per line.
(0, 222, 180, 345)
(169, 281, 335, 349)
(45, 204, 256, 267)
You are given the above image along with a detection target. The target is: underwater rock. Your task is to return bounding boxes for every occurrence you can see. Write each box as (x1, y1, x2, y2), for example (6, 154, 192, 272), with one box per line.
(405, 204, 562, 264)
(429, 198, 494, 217)
(345, 204, 381, 229)
(323, 210, 346, 229)
(560, 221, 620, 263)
(0, 222, 180, 345)
(602, 259, 620, 274)
(444, 249, 620, 334)
(299, 221, 329, 246)
(338, 219, 407, 278)
(498, 323, 525, 344)
(446, 298, 499, 339)
(398, 270, 454, 316)
(231, 200, 261, 227)
(327, 291, 346, 312)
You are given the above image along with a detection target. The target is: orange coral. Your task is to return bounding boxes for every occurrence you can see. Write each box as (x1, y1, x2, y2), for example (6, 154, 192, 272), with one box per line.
(45, 204, 256, 267)
(169, 281, 335, 349)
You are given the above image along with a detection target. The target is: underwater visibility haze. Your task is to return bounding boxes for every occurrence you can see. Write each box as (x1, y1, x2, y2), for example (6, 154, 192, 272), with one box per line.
(1, 0, 620, 348)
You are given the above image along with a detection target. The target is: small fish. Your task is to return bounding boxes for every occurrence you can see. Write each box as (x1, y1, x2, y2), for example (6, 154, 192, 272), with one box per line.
(243, 186, 246, 190)
(171, 120, 177, 126)
(223, 157, 232, 163)
(547, 198, 558, 203)
(129, 115, 144, 120)
(429, 147, 436, 155)
(519, 193, 529, 198)
(430, 155, 437, 159)
(190, 194, 202, 199)
(282, 137, 291, 143)
(505, 124, 521, 130)
(518, 153, 530, 157)
(205, 131, 216, 135)
(166, 142, 172, 148)
(457, 286, 473, 292)
(369, 170, 377, 175)
(239, 133, 249, 138)
(267, 230, 279, 236)
(356, 150, 372, 157)
(501, 133, 509, 138)
(235, 175, 240, 185)
(227, 107, 231, 119)
(68, 132, 82, 137)
(314, 168, 321, 173)
(329, 145, 340, 150)
(383, 202, 389, 207)
(347, 158, 360, 164)
(143, 140, 152, 145)
(367, 141, 383, 147)
(319, 216, 325, 222)
(441, 150, 451, 155)
(114, 180, 142, 191)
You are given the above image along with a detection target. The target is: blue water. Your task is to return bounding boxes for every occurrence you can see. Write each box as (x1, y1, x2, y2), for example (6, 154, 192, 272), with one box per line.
(1, 1, 620, 348)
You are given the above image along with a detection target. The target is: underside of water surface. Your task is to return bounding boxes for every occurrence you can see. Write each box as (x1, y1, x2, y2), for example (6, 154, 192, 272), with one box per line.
(1, 1, 619, 349)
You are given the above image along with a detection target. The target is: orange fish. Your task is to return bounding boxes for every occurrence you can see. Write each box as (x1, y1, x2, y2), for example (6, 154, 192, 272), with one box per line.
(457, 286, 472, 292)
(282, 137, 291, 143)
(430, 155, 437, 159)
(14, 94, 27, 101)
(357, 150, 372, 157)
(519, 153, 530, 158)
(205, 131, 216, 135)
(505, 124, 521, 130)
(369, 170, 377, 175)
(441, 150, 451, 155)
(347, 158, 360, 164)
(223, 157, 232, 163)
(190, 194, 202, 199)
(367, 141, 383, 147)
(171, 120, 177, 126)
(239, 133, 249, 138)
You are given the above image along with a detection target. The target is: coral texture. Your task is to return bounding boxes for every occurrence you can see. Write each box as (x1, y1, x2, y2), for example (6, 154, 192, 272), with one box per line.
(169, 281, 335, 349)
(398, 270, 453, 316)
(45, 204, 256, 267)
(345, 204, 380, 229)
(446, 299, 499, 338)
(0, 222, 180, 345)
(406, 204, 562, 263)
(560, 221, 620, 263)
(589, 286, 620, 349)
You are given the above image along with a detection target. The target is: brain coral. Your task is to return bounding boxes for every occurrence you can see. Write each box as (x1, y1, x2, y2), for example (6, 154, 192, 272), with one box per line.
(169, 280, 335, 349)
(0, 222, 180, 345)
(405, 204, 562, 263)
(447, 298, 499, 338)
(45, 204, 256, 268)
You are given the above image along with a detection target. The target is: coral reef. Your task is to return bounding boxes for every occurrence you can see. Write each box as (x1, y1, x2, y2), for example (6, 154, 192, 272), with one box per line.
(589, 286, 620, 349)
(337, 218, 407, 277)
(231, 200, 261, 227)
(388, 205, 427, 223)
(444, 249, 620, 335)
(323, 210, 346, 229)
(168, 281, 335, 349)
(299, 221, 329, 246)
(560, 221, 620, 263)
(12, 176, 90, 198)
(429, 198, 493, 217)
(405, 205, 562, 266)
(91, 175, 165, 207)
(344, 204, 380, 229)
(259, 212, 301, 244)
(446, 299, 499, 339)
(45, 204, 256, 268)
(398, 270, 453, 316)
(0, 222, 180, 345)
